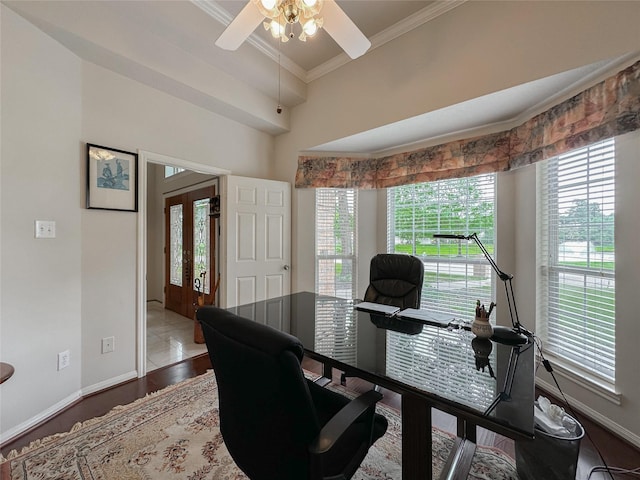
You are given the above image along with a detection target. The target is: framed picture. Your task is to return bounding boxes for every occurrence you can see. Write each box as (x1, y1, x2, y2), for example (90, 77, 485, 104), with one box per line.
(86, 143, 138, 212)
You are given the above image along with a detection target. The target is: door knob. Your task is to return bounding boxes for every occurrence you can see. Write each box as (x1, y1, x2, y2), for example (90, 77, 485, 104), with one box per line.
(283, 265, 290, 271)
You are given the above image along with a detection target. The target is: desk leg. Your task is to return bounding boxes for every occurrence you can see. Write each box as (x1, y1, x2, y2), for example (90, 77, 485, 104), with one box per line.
(402, 393, 432, 480)
(322, 362, 332, 380)
(438, 419, 477, 480)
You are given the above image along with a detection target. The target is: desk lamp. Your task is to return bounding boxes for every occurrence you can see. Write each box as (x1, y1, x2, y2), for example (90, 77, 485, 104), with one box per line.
(433, 233, 530, 345)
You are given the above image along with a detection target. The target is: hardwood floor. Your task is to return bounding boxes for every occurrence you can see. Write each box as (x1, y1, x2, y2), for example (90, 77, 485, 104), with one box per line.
(2, 355, 639, 479)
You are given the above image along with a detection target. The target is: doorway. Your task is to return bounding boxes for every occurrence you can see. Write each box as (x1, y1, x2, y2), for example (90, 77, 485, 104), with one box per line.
(137, 150, 231, 377)
(143, 159, 227, 373)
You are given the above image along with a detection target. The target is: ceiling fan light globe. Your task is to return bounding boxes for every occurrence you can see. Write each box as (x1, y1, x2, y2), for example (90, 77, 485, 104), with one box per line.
(302, 18, 319, 37)
(260, 0, 277, 10)
(254, 0, 279, 19)
(265, 19, 285, 38)
(304, 0, 322, 16)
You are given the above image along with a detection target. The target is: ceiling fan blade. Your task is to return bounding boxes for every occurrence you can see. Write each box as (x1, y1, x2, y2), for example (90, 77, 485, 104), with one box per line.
(321, 0, 371, 59)
(215, 2, 264, 51)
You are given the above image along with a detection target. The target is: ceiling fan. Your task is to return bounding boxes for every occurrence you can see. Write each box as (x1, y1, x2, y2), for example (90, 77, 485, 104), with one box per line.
(215, 0, 371, 59)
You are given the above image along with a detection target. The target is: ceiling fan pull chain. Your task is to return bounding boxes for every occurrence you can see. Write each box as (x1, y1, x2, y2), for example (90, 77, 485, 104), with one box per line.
(277, 34, 282, 114)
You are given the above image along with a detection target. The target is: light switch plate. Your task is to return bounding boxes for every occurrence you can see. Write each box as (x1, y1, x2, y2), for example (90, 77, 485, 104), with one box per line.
(57, 350, 70, 370)
(35, 220, 56, 238)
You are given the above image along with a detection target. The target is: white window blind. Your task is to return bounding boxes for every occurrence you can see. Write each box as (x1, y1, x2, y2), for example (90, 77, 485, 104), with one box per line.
(385, 329, 496, 410)
(539, 139, 616, 381)
(313, 297, 357, 365)
(315, 189, 357, 299)
(164, 166, 185, 178)
(387, 174, 496, 319)
(315, 190, 358, 365)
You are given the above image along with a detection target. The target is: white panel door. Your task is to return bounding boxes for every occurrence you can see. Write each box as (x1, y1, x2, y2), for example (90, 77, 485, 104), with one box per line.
(221, 175, 291, 307)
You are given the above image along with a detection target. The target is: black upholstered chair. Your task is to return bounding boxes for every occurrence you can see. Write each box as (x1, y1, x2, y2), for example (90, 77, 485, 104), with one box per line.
(197, 306, 388, 480)
(363, 253, 424, 309)
(340, 253, 425, 385)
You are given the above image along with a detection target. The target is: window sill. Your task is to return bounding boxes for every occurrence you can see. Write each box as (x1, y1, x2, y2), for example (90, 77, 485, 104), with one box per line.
(535, 353, 622, 406)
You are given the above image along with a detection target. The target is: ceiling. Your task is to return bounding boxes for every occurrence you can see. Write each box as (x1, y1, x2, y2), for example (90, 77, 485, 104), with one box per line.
(205, 0, 451, 76)
(306, 56, 627, 155)
(3, 1, 635, 154)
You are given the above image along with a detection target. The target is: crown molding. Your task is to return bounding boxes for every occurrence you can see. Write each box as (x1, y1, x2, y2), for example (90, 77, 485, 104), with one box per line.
(194, 0, 466, 84)
(308, 1, 466, 81)
(373, 0, 466, 48)
(191, 0, 308, 81)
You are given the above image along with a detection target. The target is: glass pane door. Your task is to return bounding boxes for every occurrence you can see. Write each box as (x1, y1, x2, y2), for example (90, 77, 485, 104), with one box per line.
(164, 185, 217, 318)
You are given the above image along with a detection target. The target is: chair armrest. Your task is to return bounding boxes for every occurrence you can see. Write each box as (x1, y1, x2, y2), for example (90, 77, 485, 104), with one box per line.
(309, 389, 383, 455)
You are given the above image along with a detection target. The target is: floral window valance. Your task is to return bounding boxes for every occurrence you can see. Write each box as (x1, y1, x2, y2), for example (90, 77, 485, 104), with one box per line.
(295, 59, 640, 189)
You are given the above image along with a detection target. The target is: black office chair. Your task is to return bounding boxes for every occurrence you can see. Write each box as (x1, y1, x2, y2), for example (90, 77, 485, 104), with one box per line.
(341, 253, 425, 386)
(197, 306, 388, 480)
(363, 253, 424, 309)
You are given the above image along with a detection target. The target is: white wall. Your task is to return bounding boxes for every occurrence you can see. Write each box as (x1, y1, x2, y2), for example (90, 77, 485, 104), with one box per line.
(1, 6, 275, 439)
(3, 0, 640, 448)
(1, 6, 83, 438)
(275, 0, 640, 297)
(146, 163, 164, 303)
(79, 63, 275, 389)
(273, 1, 640, 444)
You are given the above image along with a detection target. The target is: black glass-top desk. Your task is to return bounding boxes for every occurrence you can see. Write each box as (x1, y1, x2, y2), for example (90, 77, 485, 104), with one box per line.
(227, 292, 535, 479)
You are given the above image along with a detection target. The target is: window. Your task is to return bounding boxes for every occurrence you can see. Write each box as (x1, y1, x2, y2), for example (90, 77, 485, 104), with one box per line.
(539, 139, 615, 382)
(315, 189, 357, 299)
(315, 189, 357, 364)
(387, 174, 496, 319)
(386, 175, 497, 404)
(165, 165, 185, 178)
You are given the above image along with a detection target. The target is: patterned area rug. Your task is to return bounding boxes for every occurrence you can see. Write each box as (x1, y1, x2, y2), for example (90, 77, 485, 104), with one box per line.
(1, 371, 517, 479)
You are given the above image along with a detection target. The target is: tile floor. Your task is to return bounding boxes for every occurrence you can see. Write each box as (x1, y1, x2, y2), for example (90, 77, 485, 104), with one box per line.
(146, 302, 208, 371)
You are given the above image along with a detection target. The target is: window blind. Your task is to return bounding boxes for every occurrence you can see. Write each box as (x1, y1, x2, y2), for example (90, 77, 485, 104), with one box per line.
(164, 166, 185, 178)
(315, 189, 357, 299)
(539, 139, 616, 381)
(387, 174, 496, 320)
(313, 297, 357, 365)
(315, 190, 358, 364)
(386, 176, 497, 403)
(385, 329, 496, 410)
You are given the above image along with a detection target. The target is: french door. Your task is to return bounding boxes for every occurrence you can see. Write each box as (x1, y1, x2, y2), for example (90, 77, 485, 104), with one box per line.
(165, 185, 217, 319)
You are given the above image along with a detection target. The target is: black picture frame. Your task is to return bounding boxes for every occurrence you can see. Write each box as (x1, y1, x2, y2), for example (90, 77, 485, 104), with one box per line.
(86, 143, 138, 212)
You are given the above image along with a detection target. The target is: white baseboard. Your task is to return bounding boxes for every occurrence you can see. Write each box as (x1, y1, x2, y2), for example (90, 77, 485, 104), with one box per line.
(0, 390, 81, 446)
(1, 370, 139, 447)
(536, 377, 640, 449)
(81, 370, 138, 397)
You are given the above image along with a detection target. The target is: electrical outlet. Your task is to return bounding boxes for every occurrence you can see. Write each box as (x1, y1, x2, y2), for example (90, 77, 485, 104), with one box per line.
(101, 336, 115, 354)
(57, 350, 70, 370)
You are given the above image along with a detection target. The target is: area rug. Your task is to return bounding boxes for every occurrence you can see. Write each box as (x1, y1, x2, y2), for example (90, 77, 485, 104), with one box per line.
(1, 371, 517, 479)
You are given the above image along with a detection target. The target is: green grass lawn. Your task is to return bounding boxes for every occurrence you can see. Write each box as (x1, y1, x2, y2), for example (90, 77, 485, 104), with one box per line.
(559, 260, 615, 270)
(394, 243, 490, 256)
(556, 284, 615, 335)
